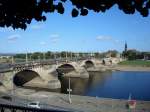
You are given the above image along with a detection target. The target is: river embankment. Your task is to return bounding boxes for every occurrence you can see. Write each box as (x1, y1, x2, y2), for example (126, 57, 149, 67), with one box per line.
(0, 88, 150, 112)
(108, 65, 150, 71)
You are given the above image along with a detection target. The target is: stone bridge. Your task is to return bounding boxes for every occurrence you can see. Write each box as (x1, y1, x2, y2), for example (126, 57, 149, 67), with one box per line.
(0, 58, 112, 92)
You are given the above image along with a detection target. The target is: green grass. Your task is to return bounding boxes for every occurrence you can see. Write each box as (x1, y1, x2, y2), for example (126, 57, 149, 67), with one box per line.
(119, 60, 150, 67)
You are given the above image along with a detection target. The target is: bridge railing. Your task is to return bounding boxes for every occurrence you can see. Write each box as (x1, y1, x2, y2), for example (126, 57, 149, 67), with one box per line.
(0, 57, 93, 73)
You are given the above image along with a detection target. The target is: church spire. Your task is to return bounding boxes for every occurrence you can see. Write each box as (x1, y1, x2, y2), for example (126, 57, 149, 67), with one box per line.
(125, 41, 127, 53)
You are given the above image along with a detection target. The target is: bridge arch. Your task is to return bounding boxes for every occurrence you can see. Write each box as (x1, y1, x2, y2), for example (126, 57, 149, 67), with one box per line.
(56, 64, 76, 75)
(13, 70, 40, 86)
(84, 60, 95, 68)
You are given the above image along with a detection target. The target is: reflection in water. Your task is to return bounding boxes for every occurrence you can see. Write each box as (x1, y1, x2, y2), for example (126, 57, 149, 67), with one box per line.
(59, 77, 89, 95)
(59, 71, 112, 95)
(59, 71, 150, 101)
(21, 71, 150, 101)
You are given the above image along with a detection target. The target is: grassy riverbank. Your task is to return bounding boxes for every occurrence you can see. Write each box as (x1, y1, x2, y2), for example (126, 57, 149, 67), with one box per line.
(119, 60, 150, 67)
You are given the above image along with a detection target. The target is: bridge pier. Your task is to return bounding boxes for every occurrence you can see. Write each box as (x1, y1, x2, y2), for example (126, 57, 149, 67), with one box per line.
(35, 65, 61, 89)
(0, 71, 14, 92)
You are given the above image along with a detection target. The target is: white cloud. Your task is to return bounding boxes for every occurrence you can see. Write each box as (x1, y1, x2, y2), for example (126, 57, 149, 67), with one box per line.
(114, 39, 119, 43)
(50, 34, 59, 38)
(51, 37, 60, 43)
(96, 35, 121, 45)
(50, 34, 60, 44)
(96, 36, 112, 41)
(7, 34, 21, 42)
(40, 41, 46, 46)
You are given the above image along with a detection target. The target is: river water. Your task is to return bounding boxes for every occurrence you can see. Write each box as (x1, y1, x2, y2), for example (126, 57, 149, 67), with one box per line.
(59, 71, 150, 101)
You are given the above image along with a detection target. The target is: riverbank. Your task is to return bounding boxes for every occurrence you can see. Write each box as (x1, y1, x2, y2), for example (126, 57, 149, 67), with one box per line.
(109, 65, 150, 71)
(119, 60, 150, 67)
(1, 88, 150, 112)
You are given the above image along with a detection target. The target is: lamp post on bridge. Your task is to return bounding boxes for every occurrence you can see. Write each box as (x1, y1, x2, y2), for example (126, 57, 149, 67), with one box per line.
(38, 56, 41, 62)
(67, 76, 72, 104)
(11, 56, 14, 64)
(26, 52, 28, 63)
(43, 52, 46, 61)
(66, 51, 68, 62)
(70, 52, 72, 61)
(75, 52, 78, 62)
(59, 52, 62, 60)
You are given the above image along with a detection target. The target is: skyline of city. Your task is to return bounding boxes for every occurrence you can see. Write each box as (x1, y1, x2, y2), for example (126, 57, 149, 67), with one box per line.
(0, 3, 150, 53)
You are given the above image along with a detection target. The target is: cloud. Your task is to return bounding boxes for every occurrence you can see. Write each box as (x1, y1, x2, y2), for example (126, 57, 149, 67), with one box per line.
(96, 36, 112, 41)
(50, 34, 60, 44)
(40, 41, 46, 46)
(51, 37, 60, 43)
(114, 39, 119, 43)
(96, 35, 121, 45)
(50, 34, 59, 38)
(7, 34, 21, 42)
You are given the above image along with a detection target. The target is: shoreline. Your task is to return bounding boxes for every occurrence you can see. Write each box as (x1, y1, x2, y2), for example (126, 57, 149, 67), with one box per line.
(108, 65, 150, 72)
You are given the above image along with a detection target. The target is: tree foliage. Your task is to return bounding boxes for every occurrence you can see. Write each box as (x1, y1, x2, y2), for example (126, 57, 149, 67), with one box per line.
(0, 0, 150, 29)
(126, 49, 137, 60)
(123, 49, 150, 60)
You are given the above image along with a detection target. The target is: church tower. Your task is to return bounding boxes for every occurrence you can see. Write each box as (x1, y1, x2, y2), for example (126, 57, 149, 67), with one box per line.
(125, 42, 127, 53)
(123, 42, 128, 58)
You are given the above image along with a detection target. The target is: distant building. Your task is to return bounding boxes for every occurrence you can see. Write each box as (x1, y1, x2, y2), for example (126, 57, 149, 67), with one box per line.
(144, 53, 150, 60)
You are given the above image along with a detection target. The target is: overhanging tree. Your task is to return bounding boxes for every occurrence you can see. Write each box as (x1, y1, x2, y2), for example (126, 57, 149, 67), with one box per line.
(0, 0, 150, 30)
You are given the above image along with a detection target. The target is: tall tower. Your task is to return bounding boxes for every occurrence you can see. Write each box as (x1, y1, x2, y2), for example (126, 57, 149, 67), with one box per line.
(125, 42, 127, 53)
(123, 42, 128, 58)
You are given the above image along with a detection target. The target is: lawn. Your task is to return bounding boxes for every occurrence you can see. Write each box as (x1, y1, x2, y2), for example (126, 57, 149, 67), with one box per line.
(118, 60, 150, 67)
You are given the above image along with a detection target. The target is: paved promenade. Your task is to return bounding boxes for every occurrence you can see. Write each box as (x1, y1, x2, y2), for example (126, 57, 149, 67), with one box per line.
(1, 88, 149, 112)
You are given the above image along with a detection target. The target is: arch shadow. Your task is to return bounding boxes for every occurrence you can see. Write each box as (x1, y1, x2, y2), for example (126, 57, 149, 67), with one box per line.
(84, 60, 94, 68)
(13, 70, 40, 86)
(56, 64, 75, 76)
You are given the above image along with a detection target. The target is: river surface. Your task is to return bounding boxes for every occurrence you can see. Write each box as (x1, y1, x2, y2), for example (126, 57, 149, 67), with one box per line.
(59, 71, 150, 101)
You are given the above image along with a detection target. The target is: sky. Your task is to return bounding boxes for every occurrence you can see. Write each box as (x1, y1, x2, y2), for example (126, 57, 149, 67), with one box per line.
(0, 2, 150, 53)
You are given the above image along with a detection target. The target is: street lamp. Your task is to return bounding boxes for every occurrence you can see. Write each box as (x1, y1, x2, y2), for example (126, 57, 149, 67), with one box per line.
(67, 77, 72, 104)
(11, 56, 14, 64)
(66, 52, 68, 62)
(26, 52, 28, 63)
(59, 52, 62, 60)
(71, 52, 72, 60)
(43, 52, 46, 61)
(54, 52, 56, 60)
(38, 56, 41, 62)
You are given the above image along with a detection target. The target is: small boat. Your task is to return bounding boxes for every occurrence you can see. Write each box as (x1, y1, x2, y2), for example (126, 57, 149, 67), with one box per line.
(127, 93, 136, 109)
